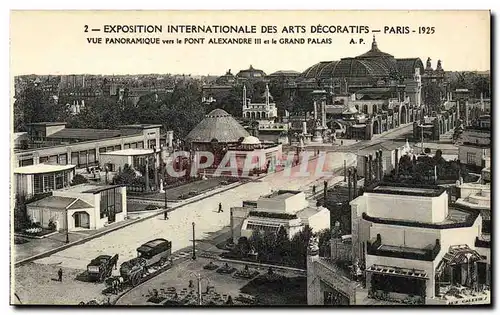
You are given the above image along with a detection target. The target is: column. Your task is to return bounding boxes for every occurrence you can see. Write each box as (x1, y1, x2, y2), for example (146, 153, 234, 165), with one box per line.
(321, 99, 327, 127)
(368, 154, 373, 185)
(313, 101, 318, 121)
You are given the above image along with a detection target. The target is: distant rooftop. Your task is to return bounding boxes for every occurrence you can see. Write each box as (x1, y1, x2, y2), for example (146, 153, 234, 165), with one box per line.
(54, 183, 123, 194)
(27, 195, 93, 210)
(47, 128, 122, 140)
(14, 164, 76, 174)
(27, 122, 67, 126)
(368, 183, 445, 197)
(119, 124, 162, 129)
(262, 190, 302, 200)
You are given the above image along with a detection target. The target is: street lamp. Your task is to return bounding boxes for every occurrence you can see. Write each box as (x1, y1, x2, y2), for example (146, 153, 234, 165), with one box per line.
(189, 272, 211, 306)
(65, 208, 70, 243)
(192, 222, 196, 260)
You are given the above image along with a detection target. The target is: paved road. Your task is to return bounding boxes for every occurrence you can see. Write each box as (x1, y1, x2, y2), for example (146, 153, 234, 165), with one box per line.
(33, 152, 356, 271)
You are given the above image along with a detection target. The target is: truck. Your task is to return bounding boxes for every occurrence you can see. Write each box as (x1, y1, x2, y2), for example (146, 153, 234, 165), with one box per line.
(87, 254, 118, 282)
(119, 238, 172, 286)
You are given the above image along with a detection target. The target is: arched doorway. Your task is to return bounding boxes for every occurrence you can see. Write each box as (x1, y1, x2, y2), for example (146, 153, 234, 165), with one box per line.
(73, 211, 90, 229)
(399, 105, 407, 124)
(373, 120, 380, 135)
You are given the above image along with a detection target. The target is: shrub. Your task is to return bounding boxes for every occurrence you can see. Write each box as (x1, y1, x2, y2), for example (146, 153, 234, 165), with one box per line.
(71, 174, 89, 186)
(145, 204, 159, 210)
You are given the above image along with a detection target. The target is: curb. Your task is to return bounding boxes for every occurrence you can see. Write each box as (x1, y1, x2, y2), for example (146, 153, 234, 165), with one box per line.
(14, 181, 247, 268)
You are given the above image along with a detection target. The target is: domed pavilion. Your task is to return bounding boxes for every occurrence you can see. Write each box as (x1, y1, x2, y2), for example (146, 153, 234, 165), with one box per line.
(185, 109, 282, 176)
(185, 108, 250, 148)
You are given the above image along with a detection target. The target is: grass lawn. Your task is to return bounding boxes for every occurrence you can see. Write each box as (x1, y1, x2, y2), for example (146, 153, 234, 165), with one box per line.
(128, 177, 238, 203)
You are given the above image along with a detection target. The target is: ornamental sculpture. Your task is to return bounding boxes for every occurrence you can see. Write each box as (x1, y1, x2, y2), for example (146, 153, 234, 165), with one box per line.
(308, 235, 319, 256)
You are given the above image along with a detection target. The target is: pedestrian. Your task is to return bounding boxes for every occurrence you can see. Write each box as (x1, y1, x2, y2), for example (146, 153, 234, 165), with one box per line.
(341, 140, 344, 146)
(164, 210, 169, 220)
(312, 185, 316, 194)
(218, 202, 223, 213)
(58, 268, 63, 282)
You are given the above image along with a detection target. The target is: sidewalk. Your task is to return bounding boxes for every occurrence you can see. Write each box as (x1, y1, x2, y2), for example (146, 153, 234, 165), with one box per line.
(14, 218, 138, 263)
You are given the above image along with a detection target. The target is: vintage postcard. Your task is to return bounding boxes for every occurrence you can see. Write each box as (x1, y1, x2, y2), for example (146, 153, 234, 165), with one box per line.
(10, 10, 491, 306)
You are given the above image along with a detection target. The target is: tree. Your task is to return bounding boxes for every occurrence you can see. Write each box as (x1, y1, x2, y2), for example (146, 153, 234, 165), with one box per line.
(289, 226, 313, 268)
(70, 174, 89, 186)
(275, 226, 291, 259)
(13, 85, 60, 131)
(112, 164, 143, 186)
(14, 194, 29, 231)
(290, 91, 314, 115)
(423, 82, 442, 112)
(317, 229, 332, 257)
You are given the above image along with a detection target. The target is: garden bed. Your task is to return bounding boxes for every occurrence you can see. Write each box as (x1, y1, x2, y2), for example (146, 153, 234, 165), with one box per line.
(15, 228, 58, 239)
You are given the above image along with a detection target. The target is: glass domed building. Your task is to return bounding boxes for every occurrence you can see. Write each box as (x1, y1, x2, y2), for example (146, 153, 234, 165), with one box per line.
(297, 36, 426, 95)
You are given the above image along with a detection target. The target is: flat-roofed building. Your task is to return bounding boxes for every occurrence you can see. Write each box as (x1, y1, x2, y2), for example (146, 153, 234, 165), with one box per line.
(231, 190, 330, 242)
(458, 126, 490, 170)
(14, 164, 76, 198)
(350, 182, 490, 304)
(98, 148, 161, 172)
(26, 183, 127, 231)
(14, 122, 165, 170)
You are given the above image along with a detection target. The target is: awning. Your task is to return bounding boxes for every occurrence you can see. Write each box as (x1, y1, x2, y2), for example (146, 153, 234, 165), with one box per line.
(367, 264, 428, 279)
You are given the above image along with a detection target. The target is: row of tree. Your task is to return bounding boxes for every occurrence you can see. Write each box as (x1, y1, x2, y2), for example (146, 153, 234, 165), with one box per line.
(228, 226, 331, 269)
(13, 79, 206, 139)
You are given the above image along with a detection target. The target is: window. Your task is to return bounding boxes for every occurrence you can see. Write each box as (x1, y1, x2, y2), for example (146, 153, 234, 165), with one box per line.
(58, 154, 67, 165)
(114, 145, 121, 151)
(39, 156, 48, 163)
(148, 140, 156, 149)
(71, 152, 79, 165)
(137, 142, 144, 149)
(245, 222, 282, 235)
(99, 147, 107, 154)
(79, 151, 87, 167)
(48, 155, 58, 164)
(33, 174, 43, 194)
(106, 146, 114, 152)
(42, 174, 55, 192)
(124, 143, 131, 149)
(88, 149, 96, 164)
(130, 143, 137, 149)
(99, 187, 123, 219)
(20, 159, 34, 167)
(467, 152, 476, 165)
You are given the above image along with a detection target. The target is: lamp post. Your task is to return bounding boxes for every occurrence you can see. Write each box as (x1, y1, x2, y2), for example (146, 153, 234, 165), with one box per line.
(189, 272, 211, 306)
(192, 222, 196, 260)
(65, 209, 70, 244)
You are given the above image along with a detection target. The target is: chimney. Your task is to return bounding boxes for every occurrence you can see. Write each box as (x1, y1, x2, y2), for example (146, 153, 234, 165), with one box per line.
(368, 154, 373, 185)
(348, 168, 352, 201)
(353, 168, 358, 199)
(394, 148, 399, 176)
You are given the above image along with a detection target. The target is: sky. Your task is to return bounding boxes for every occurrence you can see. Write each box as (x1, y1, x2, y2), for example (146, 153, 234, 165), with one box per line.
(10, 10, 490, 76)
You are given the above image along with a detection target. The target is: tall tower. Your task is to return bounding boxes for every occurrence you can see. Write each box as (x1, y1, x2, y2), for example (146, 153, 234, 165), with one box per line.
(243, 85, 247, 107)
(414, 68, 422, 108)
(265, 84, 270, 109)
